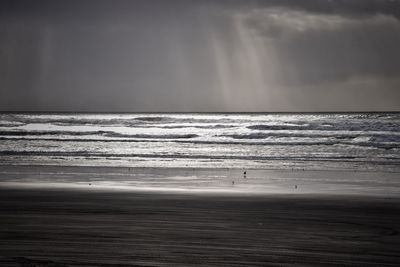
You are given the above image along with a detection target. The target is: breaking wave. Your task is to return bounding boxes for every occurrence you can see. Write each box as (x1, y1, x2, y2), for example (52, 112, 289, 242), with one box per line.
(0, 112, 399, 171)
(0, 130, 198, 139)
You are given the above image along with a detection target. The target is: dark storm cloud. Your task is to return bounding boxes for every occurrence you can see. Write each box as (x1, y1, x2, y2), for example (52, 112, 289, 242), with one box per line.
(245, 12, 400, 85)
(260, 0, 400, 18)
(0, 0, 399, 112)
(0, 0, 211, 111)
(236, 1, 400, 101)
(277, 24, 400, 85)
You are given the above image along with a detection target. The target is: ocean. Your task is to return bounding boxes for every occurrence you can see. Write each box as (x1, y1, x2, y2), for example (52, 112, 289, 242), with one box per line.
(0, 112, 399, 172)
(1, 114, 400, 267)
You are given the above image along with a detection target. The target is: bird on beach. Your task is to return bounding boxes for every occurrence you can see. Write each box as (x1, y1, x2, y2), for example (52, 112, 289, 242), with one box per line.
(243, 171, 247, 178)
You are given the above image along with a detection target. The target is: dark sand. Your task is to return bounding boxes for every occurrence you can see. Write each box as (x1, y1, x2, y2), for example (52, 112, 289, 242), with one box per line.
(0, 187, 400, 266)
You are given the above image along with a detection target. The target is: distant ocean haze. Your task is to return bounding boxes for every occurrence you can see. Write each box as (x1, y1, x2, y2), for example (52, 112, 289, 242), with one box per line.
(0, 113, 399, 172)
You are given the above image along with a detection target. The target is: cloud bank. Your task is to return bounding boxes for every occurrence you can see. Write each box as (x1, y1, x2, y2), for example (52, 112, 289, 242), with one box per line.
(0, 0, 399, 112)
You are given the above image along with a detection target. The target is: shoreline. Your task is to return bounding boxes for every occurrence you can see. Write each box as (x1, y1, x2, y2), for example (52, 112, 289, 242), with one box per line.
(1, 185, 399, 202)
(2, 163, 400, 173)
(1, 164, 399, 197)
(2, 111, 399, 114)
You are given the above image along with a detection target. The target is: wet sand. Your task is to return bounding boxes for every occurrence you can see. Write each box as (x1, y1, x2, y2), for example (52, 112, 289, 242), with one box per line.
(0, 187, 400, 266)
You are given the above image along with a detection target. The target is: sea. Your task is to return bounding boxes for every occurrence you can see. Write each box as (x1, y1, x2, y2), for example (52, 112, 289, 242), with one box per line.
(0, 112, 399, 172)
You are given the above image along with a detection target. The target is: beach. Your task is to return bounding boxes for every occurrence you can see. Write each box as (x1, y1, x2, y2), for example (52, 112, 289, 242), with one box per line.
(0, 166, 400, 266)
(1, 113, 399, 265)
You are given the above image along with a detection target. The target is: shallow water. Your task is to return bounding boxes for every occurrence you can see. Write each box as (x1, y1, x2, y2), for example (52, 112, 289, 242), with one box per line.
(1, 165, 399, 196)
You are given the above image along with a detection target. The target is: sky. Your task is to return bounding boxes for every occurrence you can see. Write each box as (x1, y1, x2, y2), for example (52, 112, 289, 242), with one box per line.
(0, 0, 399, 112)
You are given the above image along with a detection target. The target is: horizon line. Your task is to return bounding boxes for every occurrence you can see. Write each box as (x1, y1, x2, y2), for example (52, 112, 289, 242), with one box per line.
(1, 110, 399, 114)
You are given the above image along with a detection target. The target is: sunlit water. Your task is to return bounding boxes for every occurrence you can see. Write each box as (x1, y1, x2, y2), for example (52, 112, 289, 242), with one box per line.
(1, 113, 399, 172)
